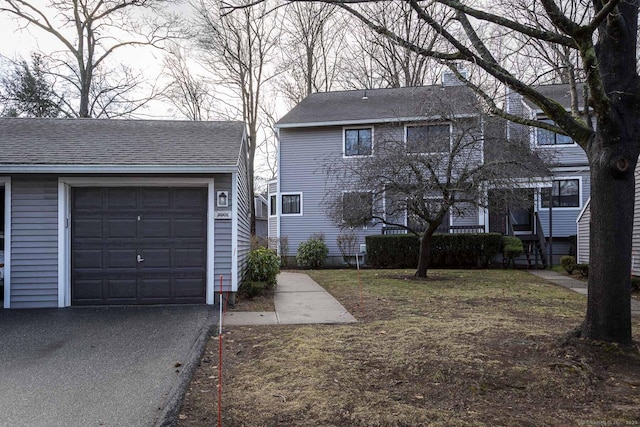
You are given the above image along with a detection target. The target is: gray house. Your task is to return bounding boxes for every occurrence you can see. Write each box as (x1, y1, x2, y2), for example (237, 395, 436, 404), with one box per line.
(0, 118, 250, 309)
(271, 83, 590, 266)
(272, 84, 492, 265)
(507, 84, 591, 260)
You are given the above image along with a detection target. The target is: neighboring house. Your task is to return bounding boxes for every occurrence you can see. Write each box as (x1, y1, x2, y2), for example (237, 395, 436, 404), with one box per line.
(254, 193, 269, 243)
(577, 163, 640, 276)
(0, 118, 250, 309)
(271, 82, 591, 266)
(272, 84, 495, 265)
(507, 84, 591, 262)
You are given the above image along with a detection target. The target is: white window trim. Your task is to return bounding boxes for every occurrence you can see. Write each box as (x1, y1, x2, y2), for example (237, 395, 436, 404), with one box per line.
(538, 176, 583, 210)
(403, 122, 452, 154)
(534, 118, 578, 148)
(343, 126, 374, 158)
(268, 193, 277, 217)
(1, 177, 11, 308)
(57, 177, 219, 307)
(281, 192, 303, 216)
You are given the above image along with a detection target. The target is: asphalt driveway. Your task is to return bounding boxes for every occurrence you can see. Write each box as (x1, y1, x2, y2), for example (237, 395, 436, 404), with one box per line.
(0, 305, 216, 427)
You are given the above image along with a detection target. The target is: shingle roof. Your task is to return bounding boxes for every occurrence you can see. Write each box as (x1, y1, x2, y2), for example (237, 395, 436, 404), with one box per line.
(276, 85, 480, 128)
(524, 83, 586, 110)
(0, 118, 245, 169)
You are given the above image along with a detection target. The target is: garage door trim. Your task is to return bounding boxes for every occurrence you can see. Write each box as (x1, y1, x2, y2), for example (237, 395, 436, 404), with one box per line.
(57, 177, 216, 307)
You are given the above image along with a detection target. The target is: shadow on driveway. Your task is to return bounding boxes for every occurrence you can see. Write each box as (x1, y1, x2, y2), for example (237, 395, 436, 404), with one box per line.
(0, 305, 216, 427)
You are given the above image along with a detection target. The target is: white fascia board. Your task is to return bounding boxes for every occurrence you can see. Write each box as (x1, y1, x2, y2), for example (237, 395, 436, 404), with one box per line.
(275, 113, 480, 129)
(484, 176, 554, 189)
(0, 165, 237, 174)
(576, 198, 591, 223)
(1, 177, 11, 308)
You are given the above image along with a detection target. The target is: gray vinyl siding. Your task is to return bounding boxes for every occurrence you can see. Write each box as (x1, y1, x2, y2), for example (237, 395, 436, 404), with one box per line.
(279, 126, 371, 258)
(576, 200, 590, 265)
(235, 142, 251, 287)
(535, 144, 588, 167)
(214, 174, 233, 290)
(537, 170, 590, 238)
(278, 119, 484, 259)
(10, 177, 58, 308)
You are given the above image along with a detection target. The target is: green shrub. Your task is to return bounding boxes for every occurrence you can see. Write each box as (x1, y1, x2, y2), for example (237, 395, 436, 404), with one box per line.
(238, 280, 266, 299)
(631, 277, 640, 292)
(560, 255, 577, 274)
(297, 238, 329, 269)
(246, 247, 280, 288)
(575, 263, 589, 278)
(365, 233, 502, 269)
(502, 236, 523, 268)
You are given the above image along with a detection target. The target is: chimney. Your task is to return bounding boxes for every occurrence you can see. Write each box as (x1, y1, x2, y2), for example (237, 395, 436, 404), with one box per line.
(441, 67, 468, 86)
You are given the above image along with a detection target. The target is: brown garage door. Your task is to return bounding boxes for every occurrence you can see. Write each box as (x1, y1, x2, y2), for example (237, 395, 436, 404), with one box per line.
(71, 187, 207, 305)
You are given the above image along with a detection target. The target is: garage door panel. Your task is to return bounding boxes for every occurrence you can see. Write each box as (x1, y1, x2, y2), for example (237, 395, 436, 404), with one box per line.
(107, 279, 137, 299)
(176, 249, 205, 268)
(140, 219, 172, 238)
(73, 249, 103, 269)
(73, 188, 104, 210)
(175, 219, 206, 238)
(174, 278, 206, 298)
(139, 249, 171, 268)
(140, 188, 171, 208)
(72, 279, 104, 301)
(139, 278, 172, 299)
(106, 219, 137, 239)
(106, 250, 138, 269)
(72, 187, 207, 306)
(74, 219, 103, 238)
(175, 188, 207, 208)
(106, 188, 137, 208)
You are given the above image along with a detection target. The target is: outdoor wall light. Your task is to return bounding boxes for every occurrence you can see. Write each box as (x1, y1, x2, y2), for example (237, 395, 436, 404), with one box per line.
(217, 191, 229, 207)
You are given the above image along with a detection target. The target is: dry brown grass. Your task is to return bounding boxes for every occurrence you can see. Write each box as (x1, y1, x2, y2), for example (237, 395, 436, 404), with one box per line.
(179, 269, 640, 427)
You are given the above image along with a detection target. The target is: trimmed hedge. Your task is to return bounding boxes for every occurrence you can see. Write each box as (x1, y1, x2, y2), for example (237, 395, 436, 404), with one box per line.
(365, 233, 502, 269)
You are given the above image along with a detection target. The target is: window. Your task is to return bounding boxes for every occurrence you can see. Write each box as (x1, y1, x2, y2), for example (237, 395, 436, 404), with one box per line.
(344, 128, 372, 156)
(541, 179, 580, 208)
(342, 192, 373, 226)
(406, 124, 450, 153)
(269, 195, 276, 216)
(281, 193, 301, 215)
(537, 119, 573, 145)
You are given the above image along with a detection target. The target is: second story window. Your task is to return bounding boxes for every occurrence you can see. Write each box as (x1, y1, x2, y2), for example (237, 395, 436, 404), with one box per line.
(344, 128, 372, 156)
(269, 195, 276, 216)
(406, 124, 450, 153)
(537, 119, 573, 145)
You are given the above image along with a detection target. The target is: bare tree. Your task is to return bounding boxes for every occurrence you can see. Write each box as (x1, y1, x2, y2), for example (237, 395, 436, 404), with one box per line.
(0, 0, 178, 117)
(324, 90, 548, 277)
(277, 2, 346, 106)
(194, 0, 281, 233)
(339, 1, 445, 89)
(162, 44, 216, 120)
(268, 0, 639, 344)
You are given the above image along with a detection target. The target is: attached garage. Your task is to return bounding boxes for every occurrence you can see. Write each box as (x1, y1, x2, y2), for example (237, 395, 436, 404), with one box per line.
(0, 118, 251, 309)
(71, 187, 207, 305)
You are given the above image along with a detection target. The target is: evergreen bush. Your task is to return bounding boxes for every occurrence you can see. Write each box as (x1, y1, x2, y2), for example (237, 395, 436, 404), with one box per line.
(296, 238, 329, 269)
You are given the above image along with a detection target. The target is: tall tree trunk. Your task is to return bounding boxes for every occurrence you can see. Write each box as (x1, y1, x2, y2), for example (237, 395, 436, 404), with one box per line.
(584, 131, 638, 344)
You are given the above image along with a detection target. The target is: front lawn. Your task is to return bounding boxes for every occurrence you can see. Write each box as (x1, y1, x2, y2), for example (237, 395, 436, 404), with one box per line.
(178, 269, 640, 426)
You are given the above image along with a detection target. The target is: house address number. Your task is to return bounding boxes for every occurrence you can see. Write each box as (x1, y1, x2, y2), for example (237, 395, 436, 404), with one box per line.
(215, 211, 232, 220)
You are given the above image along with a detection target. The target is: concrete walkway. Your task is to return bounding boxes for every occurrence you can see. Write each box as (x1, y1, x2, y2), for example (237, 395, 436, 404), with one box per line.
(529, 269, 640, 315)
(224, 271, 357, 326)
